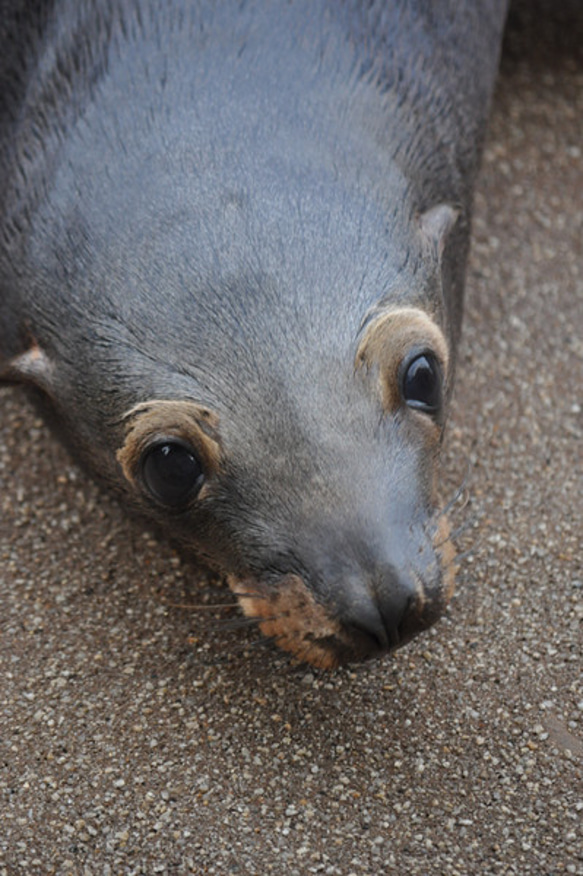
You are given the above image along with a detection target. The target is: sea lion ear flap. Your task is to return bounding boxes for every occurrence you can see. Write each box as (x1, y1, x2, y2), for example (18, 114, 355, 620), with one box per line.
(418, 203, 461, 258)
(0, 343, 55, 395)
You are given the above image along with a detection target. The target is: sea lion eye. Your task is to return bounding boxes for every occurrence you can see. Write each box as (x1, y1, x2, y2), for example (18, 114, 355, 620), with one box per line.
(401, 353, 443, 414)
(141, 440, 204, 507)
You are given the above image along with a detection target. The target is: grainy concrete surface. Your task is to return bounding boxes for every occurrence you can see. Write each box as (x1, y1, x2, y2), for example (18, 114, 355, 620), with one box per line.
(1, 2, 581, 874)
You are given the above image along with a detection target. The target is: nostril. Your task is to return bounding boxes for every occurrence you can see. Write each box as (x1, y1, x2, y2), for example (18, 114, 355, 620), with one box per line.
(341, 599, 391, 654)
(377, 590, 415, 649)
(341, 587, 421, 656)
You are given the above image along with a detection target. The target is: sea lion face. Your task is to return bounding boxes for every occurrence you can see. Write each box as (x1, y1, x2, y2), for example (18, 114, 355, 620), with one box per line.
(112, 300, 455, 669)
(3, 98, 459, 667)
(5, 286, 457, 669)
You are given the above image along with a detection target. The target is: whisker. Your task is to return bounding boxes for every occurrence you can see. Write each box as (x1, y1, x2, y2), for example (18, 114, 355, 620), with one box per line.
(245, 634, 281, 651)
(303, 640, 327, 669)
(454, 536, 485, 567)
(149, 585, 270, 612)
(454, 547, 476, 566)
(438, 457, 473, 518)
(229, 590, 269, 600)
(157, 600, 242, 611)
(215, 633, 281, 659)
(185, 622, 283, 666)
(207, 614, 279, 632)
(447, 515, 478, 544)
(189, 585, 230, 598)
(431, 514, 470, 549)
(433, 516, 477, 551)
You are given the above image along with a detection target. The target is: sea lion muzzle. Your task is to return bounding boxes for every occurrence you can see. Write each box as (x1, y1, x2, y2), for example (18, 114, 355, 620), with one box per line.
(230, 510, 456, 670)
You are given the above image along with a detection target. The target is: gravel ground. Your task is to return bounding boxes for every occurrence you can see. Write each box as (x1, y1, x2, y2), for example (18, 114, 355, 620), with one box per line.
(1, 2, 581, 874)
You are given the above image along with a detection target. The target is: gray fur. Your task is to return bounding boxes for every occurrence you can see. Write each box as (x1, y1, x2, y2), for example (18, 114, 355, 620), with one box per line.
(0, 1, 509, 663)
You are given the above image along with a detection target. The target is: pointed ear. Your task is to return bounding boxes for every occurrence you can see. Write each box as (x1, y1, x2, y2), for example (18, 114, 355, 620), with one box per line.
(0, 343, 55, 395)
(418, 203, 461, 258)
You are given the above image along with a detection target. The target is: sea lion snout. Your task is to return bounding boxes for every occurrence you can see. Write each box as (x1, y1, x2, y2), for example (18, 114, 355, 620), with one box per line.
(230, 557, 452, 669)
(229, 501, 456, 669)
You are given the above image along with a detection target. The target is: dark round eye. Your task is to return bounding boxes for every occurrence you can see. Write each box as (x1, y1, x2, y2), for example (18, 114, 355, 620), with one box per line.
(141, 441, 204, 507)
(401, 353, 443, 414)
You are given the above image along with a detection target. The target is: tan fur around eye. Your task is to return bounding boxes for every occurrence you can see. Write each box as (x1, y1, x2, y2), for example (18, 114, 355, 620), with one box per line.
(116, 400, 222, 486)
(355, 307, 449, 412)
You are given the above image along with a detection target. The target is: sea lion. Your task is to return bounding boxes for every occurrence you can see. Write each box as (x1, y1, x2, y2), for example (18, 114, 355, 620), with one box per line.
(0, 0, 508, 668)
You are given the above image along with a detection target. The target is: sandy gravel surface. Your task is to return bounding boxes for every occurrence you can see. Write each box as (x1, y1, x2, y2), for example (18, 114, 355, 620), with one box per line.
(1, 2, 581, 874)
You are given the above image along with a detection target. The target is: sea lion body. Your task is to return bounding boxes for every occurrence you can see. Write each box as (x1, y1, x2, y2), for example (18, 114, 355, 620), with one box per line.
(0, 1, 508, 667)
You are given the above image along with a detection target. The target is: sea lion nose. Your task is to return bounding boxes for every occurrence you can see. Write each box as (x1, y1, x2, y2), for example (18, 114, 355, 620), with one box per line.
(339, 571, 428, 656)
(342, 599, 393, 653)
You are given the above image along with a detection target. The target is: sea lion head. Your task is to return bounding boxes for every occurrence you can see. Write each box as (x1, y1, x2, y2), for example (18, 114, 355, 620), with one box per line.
(2, 89, 461, 667)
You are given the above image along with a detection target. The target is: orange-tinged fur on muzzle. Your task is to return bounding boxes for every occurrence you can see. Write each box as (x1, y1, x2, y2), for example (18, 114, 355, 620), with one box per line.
(228, 510, 457, 670)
